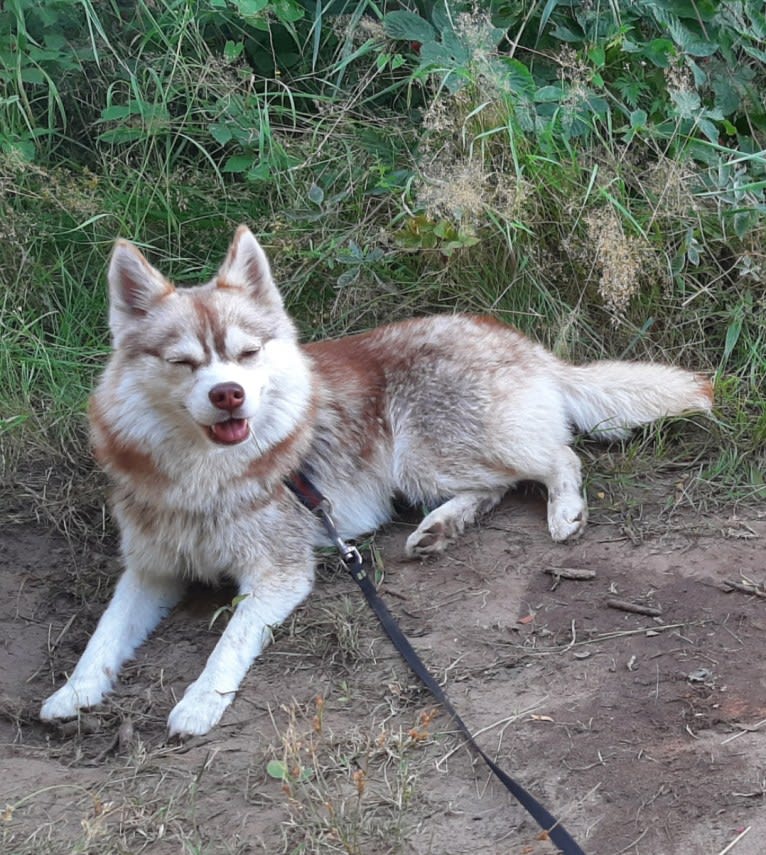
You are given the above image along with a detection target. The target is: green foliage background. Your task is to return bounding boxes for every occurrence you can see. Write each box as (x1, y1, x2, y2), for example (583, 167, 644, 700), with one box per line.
(1, 0, 765, 522)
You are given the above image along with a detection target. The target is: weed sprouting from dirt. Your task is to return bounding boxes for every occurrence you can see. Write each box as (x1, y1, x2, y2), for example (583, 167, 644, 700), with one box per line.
(265, 695, 440, 854)
(281, 590, 370, 669)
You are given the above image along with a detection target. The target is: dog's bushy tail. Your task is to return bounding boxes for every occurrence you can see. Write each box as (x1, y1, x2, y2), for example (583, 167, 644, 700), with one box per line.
(559, 361, 713, 440)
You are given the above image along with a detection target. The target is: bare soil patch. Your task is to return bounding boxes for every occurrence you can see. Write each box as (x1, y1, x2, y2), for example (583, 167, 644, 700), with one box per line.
(2, 487, 765, 854)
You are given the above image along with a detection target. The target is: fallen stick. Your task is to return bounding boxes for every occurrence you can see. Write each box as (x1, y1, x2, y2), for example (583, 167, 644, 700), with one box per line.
(524, 621, 695, 656)
(544, 567, 596, 580)
(717, 825, 751, 855)
(606, 598, 662, 617)
(722, 580, 766, 599)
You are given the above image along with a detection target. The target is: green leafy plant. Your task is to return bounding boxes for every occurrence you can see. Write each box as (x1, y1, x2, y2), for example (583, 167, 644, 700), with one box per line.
(1, 0, 765, 523)
(395, 213, 480, 256)
(209, 593, 252, 629)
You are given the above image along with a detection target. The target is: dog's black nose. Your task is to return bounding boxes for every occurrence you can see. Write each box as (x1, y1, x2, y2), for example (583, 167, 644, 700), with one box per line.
(209, 382, 245, 412)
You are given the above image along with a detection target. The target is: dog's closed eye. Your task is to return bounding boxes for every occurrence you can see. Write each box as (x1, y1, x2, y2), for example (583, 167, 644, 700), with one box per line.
(166, 356, 199, 369)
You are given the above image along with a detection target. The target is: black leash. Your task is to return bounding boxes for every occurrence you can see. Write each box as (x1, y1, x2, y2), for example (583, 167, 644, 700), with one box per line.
(286, 472, 587, 855)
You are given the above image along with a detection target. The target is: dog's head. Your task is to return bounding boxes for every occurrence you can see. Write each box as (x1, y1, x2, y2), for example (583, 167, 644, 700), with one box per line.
(104, 226, 309, 450)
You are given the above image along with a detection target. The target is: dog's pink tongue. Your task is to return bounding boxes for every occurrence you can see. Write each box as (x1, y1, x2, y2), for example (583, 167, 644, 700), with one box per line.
(210, 418, 249, 445)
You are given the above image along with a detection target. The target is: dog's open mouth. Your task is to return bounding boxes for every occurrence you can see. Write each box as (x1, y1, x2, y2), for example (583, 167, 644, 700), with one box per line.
(207, 418, 249, 445)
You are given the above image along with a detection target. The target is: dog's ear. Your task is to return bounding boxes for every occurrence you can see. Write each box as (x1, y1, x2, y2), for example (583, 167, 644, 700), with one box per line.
(217, 226, 284, 310)
(108, 240, 174, 330)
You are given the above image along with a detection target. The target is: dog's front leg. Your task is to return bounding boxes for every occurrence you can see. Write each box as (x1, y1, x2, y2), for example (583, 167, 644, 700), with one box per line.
(167, 569, 314, 738)
(41, 567, 184, 721)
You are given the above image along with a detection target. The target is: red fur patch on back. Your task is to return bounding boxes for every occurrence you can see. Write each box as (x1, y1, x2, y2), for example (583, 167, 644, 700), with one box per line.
(472, 314, 515, 331)
(305, 335, 390, 461)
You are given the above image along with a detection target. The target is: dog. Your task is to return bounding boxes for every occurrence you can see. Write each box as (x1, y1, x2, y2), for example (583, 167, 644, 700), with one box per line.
(40, 226, 713, 737)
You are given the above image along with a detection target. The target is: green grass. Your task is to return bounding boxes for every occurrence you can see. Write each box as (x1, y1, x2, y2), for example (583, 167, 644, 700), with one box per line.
(1, 0, 765, 528)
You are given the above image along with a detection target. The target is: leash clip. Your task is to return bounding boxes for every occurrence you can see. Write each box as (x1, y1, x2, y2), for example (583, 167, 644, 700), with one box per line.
(312, 506, 366, 580)
(341, 544, 365, 580)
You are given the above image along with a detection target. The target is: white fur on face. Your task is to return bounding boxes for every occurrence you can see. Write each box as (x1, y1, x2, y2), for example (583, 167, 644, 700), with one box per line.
(105, 326, 312, 461)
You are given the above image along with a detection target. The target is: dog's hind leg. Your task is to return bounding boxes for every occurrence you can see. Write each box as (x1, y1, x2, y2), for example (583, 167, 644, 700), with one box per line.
(405, 488, 506, 558)
(542, 445, 587, 542)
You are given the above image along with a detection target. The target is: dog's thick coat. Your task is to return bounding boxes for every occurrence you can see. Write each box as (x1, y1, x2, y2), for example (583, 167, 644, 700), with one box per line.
(41, 227, 713, 736)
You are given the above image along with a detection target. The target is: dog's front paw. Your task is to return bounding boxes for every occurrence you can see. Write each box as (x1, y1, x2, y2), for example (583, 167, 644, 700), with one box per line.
(40, 678, 108, 721)
(167, 686, 234, 738)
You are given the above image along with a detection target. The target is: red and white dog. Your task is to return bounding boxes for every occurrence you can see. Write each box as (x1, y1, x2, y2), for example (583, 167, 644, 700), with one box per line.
(40, 226, 713, 737)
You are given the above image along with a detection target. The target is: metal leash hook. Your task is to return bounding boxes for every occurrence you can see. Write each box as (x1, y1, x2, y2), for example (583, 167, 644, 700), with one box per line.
(315, 507, 365, 581)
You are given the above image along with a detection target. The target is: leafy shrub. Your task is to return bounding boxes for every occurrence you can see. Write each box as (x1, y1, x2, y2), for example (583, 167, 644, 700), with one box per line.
(0, 0, 764, 503)
(382, 1, 765, 332)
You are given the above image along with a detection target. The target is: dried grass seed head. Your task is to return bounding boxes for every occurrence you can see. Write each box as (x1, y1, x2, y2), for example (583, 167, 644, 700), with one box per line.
(584, 207, 646, 318)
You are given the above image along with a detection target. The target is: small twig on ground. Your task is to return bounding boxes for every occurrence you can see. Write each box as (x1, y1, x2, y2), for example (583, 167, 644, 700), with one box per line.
(606, 598, 662, 617)
(28, 613, 80, 684)
(522, 621, 694, 656)
(544, 567, 597, 581)
(562, 618, 577, 653)
(89, 717, 135, 764)
(720, 718, 766, 745)
(721, 579, 766, 599)
(717, 825, 751, 855)
(435, 701, 548, 769)
(613, 828, 648, 854)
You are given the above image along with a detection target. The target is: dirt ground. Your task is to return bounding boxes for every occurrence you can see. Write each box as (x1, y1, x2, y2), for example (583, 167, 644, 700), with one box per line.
(1, 483, 765, 855)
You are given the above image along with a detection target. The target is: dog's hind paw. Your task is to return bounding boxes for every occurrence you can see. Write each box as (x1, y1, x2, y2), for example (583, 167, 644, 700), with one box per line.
(405, 520, 454, 558)
(167, 686, 235, 738)
(547, 495, 588, 542)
